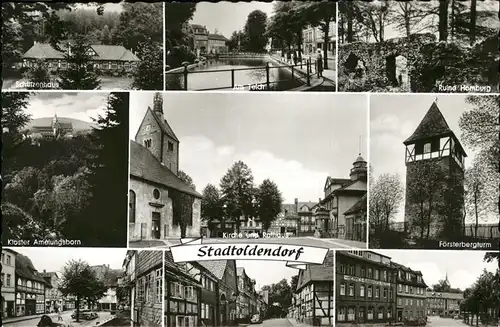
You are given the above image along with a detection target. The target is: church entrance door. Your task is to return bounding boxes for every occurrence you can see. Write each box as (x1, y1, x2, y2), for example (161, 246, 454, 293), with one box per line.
(152, 212, 161, 239)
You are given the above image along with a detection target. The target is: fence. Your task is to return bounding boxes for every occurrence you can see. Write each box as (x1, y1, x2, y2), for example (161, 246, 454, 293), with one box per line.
(166, 57, 321, 91)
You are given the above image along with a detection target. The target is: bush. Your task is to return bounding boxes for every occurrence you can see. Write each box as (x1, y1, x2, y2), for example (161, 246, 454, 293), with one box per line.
(167, 45, 196, 69)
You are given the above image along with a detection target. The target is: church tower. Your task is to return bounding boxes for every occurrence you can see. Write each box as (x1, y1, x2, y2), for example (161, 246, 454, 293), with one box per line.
(135, 92, 179, 175)
(52, 113, 60, 138)
(403, 102, 466, 238)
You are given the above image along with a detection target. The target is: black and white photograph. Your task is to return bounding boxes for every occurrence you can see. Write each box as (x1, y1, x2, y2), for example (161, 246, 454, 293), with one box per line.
(338, 1, 499, 93)
(335, 250, 499, 327)
(2, 92, 129, 247)
(128, 92, 368, 249)
(165, 1, 336, 91)
(369, 94, 500, 249)
(0, 247, 161, 327)
(2, 2, 163, 91)
(165, 250, 334, 327)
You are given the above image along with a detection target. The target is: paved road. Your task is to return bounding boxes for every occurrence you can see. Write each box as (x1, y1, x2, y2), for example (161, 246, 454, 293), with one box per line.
(252, 318, 293, 326)
(427, 316, 468, 327)
(157, 236, 366, 248)
(5, 311, 112, 327)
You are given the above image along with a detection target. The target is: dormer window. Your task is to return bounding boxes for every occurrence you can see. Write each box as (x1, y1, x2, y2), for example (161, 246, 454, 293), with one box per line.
(144, 139, 152, 148)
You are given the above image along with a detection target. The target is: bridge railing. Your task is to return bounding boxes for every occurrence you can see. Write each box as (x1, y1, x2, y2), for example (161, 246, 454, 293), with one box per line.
(165, 57, 321, 91)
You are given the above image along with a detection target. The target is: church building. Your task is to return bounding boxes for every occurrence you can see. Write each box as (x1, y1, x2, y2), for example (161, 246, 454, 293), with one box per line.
(129, 93, 202, 244)
(403, 102, 466, 239)
(30, 113, 73, 139)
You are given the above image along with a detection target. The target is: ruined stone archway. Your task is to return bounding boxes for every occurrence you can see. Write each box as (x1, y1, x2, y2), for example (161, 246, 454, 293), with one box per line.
(344, 53, 360, 73)
(386, 54, 408, 88)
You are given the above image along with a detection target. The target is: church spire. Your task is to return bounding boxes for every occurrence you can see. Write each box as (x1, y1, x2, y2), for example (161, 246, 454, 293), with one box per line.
(153, 92, 163, 116)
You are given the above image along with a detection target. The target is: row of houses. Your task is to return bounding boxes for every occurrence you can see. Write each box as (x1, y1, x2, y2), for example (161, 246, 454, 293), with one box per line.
(164, 252, 269, 327)
(302, 22, 337, 58)
(336, 251, 463, 325)
(288, 251, 335, 326)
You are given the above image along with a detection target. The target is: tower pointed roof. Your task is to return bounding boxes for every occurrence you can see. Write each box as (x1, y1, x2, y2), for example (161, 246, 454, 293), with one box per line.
(153, 92, 163, 115)
(404, 102, 453, 144)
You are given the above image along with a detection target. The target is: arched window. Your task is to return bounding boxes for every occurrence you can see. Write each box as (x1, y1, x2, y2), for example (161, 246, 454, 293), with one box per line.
(129, 190, 136, 223)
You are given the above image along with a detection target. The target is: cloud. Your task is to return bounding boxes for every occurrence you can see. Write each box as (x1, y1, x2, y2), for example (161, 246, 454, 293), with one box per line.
(180, 135, 327, 203)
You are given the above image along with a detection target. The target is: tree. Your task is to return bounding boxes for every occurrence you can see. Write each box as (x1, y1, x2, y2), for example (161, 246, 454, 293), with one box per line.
(290, 274, 299, 292)
(220, 161, 255, 234)
(132, 39, 164, 90)
(165, 2, 196, 50)
(256, 179, 283, 231)
(101, 24, 112, 44)
(387, 1, 436, 37)
(299, 0, 336, 68)
(114, 2, 163, 53)
(243, 10, 268, 52)
(1, 92, 32, 135)
(459, 95, 500, 172)
(201, 184, 224, 232)
(174, 170, 196, 238)
(23, 59, 51, 89)
(370, 173, 404, 231)
(438, 0, 449, 41)
(57, 35, 101, 90)
(263, 279, 293, 318)
(352, 1, 390, 43)
(77, 93, 129, 246)
(59, 260, 107, 322)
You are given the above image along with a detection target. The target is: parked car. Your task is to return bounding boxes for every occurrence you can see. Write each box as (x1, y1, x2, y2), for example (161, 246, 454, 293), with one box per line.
(71, 310, 98, 320)
(250, 314, 262, 324)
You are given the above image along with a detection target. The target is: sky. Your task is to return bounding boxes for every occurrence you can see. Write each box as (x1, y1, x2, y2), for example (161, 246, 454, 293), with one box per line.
(370, 94, 497, 223)
(7, 247, 127, 275)
(237, 260, 298, 291)
(130, 92, 368, 204)
(343, 1, 499, 42)
(74, 2, 123, 13)
(376, 250, 498, 291)
(24, 92, 110, 122)
(190, 1, 275, 38)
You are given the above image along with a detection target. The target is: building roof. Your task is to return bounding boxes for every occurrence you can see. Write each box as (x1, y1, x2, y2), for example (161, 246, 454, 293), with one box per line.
(325, 176, 352, 190)
(427, 291, 464, 300)
(191, 24, 206, 30)
(344, 194, 367, 215)
(15, 253, 49, 285)
(129, 140, 202, 198)
(296, 252, 334, 291)
(40, 271, 58, 278)
(198, 261, 228, 280)
(208, 33, 228, 41)
(149, 108, 179, 142)
(23, 43, 139, 61)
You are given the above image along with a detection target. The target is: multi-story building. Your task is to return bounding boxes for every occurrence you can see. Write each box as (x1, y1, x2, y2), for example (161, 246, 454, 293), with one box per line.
(336, 251, 397, 325)
(321, 154, 368, 238)
(14, 253, 48, 317)
(268, 200, 317, 236)
(403, 102, 466, 238)
(197, 263, 220, 327)
(295, 251, 334, 326)
(344, 194, 367, 242)
(192, 24, 209, 53)
(257, 290, 269, 318)
(426, 275, 463, 317)
(129, 92, 202, 243)
(123, 251, 162, 326)
(391, 263, 427, 322)
(40, 271, 63, 313)
(208, 34, 228, 54)
(165, 251, 202, 327)
(302, 22, 337, 57)
(199, 260, 239, 326)
(1, 249, 16, 318)
(236, 268, 257, 320)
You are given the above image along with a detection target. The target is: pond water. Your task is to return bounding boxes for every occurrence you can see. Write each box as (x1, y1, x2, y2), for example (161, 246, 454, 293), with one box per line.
(165, 58, 304, 91)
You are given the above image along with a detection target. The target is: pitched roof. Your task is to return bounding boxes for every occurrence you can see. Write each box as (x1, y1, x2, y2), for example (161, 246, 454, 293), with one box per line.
(404, 102, 454, 144)
(129, 140, 202, 198)
(150, 108, 179, 142)
(296, 251, 333, 291)
(344, 194, 367, 215)
(23, 43, 139, 61)
(40, 271, 58, 278)
(198, 261, 228, 280)
(208, 33, 228, 41)
(15, 253, 49, 285)
(324, 176, 352, 191)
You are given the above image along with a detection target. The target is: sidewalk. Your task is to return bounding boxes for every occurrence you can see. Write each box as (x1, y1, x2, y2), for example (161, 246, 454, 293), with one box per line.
(287, 318, 313, 327)
(3, 311, 64, 324)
